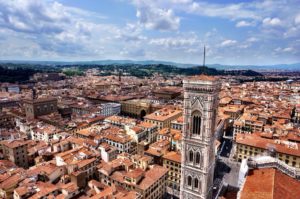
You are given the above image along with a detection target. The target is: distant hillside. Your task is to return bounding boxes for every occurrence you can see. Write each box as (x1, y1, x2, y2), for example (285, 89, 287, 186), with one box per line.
(0, 63, 263, 82)
(0, 66, 39, 83)
(68, 64, 263, 77)
(0, 60, 299, 71)
(207, 63, 300, 71)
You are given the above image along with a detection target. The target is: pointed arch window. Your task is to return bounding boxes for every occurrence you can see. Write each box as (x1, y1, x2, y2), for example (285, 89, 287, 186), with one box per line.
(189, 150, 194, 162)
(196, 152, 201, 165)
(192, 111, 201, 135)
(194, 178, 199, 189)
(187, 176, 192, 186)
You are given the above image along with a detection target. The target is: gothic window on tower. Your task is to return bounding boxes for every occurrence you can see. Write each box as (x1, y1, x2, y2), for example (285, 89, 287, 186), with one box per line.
(194, 178, 199, 189)
(192, 111, 202, 135)
(187, 176, 192, 187)
(189, 150, 194, 162)
(195, 152, 201, 165)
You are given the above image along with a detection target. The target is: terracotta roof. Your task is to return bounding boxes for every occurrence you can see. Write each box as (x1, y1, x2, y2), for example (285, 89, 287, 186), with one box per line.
(0, 139, 26, 148)
(236, 133, 300, 157)
(163, 151, 181, 163)
(0, 173, 24, 190)
(144, 108, 182, 122)
(186, 74, 218, 81)
(137, 121, 156, 129)
(240, 168, 300, 199)
(138, 165, 168, 190)
(60, 182, 78, 193)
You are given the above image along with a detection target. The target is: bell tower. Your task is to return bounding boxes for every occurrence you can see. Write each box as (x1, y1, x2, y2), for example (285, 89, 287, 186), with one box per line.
(180, 75, 220, 199)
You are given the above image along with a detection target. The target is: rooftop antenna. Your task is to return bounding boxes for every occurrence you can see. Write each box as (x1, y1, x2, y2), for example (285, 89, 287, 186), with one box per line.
(203, 45, 206, 67)
(201, 45, 207, 75)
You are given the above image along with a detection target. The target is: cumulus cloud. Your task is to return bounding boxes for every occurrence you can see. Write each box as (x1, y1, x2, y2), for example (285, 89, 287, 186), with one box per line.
(246, 37, 259, 43)
(0, 0, 72, 34)
(0, 0, 149, 60)
(149, 36, 200, 48)
(187, 1, 259, 20)
(262, 17, 282, 26)
(295, 14, 300, 25)
(0, 0, 299, 64)
(115, 23, 146, 42)
(274, 47, 294, 53)
(134, 1, 180, 31)
(236, 20, 255, 27)
(221, 40, 237, 47)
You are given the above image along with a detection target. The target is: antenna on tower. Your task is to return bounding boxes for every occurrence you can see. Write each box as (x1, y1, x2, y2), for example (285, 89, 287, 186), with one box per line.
(203, 45, 206, 67)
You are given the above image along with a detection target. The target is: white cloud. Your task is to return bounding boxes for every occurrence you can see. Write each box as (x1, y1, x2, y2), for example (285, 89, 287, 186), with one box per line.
(0, 0, 118, 58)
(246, 37, 259, 43)
(0, 0, 68, 34)
(283, 47, 294, 52)
(134, 1, 180, 31)
(186, 1, 259, 20)
(0, 0, 299, 64)
(149, 35, 200, 49)
(295, 14, 300, 25)
(236, 20, 255, 27)
(274, 47, 294, 53)
(262, 17, 282, 26)
(115, 23, 146, 42)
(221, 39, 237, 47)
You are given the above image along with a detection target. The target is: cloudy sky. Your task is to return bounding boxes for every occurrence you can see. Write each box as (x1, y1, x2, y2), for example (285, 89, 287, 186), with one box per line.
(0, 0, 299, 65)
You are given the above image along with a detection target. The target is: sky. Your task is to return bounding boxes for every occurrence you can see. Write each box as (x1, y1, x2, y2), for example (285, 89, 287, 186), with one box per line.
(0, 0, 299, 65)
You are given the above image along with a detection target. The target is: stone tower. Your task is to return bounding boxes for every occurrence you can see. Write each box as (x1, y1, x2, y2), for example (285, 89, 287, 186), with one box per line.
(180, 75, 221, 199)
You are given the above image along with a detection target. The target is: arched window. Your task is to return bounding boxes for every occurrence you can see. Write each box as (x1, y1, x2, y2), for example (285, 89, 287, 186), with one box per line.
(196, 152, 201, 164)
(194, 178, 199, 188)
(189, 150, 194, 162)
(187, 176, 192, 186)
(192, 111, 201, 135)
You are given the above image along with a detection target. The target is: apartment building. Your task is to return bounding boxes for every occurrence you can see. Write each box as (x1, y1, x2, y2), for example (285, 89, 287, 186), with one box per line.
(163, 151, 181, 197)
(235, 133, 300, 168)
(144, 108, 182, 130)
(24, 97, 57, 120)
(0, 140, 29, 168)
(98, 157, 168, 199)
(100, 102, 121, 117)
(170, 116, 183, 131)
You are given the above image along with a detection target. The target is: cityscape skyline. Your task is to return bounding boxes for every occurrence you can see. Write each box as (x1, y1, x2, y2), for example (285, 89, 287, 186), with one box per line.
(0, 1, 300, 198)
(0, 0, 299, 65)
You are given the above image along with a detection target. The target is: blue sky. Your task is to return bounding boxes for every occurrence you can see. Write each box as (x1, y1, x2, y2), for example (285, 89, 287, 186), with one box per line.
(0, 0, 299, 65)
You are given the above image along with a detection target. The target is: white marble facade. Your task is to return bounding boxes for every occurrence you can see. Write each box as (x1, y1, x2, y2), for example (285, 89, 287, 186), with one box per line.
(180, 76, 221, 199)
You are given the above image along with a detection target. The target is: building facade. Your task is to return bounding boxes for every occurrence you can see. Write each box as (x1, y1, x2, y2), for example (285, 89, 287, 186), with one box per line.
(235, 133, 300, 168)
(144, 108, 182, 130)
(24, 98, 57, 120)
(0, 140, 29, 168)
(163, 151, 181, 198)
(100, 102, 121, 117)
(180, 75, 220, 199)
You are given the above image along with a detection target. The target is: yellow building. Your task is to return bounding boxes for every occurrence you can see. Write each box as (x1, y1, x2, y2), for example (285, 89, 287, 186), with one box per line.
(144, 108, 182, 130)
(121, 99, 162, 119)
(163, 151, 181, 197)
(235, 133, 300, 168)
